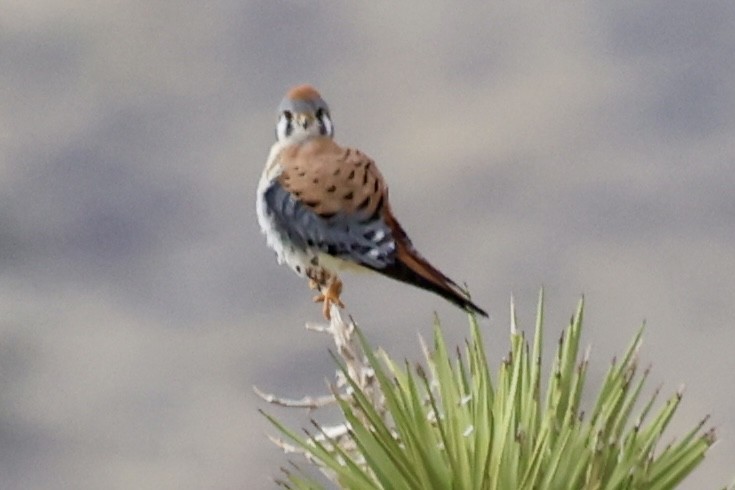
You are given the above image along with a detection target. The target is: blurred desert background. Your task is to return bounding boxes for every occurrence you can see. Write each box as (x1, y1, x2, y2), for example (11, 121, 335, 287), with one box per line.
(1, 2, 734, 489)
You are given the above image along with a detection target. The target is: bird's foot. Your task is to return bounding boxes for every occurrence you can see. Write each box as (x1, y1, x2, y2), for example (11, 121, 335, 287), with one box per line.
(313, 277, 344, 320)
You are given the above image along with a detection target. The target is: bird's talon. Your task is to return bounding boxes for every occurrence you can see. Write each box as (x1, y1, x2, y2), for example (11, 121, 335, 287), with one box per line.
(312, 278, 344, 320)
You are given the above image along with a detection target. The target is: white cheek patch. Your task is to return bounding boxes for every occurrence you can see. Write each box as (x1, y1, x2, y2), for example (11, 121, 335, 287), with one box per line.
(276, 115, 292, 141)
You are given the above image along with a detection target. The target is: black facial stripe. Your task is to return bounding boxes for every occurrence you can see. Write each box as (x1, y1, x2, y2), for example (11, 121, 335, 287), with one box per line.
(283, 111, 294, 136)
(317, 112, 332, 136)
(275, 113, 294, 141)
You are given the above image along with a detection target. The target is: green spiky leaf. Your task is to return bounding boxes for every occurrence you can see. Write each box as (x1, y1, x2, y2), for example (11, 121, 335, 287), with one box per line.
(262, 294, 726, 489)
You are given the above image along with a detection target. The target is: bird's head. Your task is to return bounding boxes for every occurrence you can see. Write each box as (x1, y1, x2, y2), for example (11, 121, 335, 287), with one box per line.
(275, 84, 334, 144)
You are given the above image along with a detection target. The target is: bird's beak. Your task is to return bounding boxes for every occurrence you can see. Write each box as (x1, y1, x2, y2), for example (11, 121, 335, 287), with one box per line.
(293, 112, 315, 129)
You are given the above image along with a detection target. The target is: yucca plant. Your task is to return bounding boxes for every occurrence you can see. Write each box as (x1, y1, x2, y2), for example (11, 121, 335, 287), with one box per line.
(258, 293, 726, 489)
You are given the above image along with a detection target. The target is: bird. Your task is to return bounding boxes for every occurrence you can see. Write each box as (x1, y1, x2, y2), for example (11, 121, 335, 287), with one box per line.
(256, 84, 488, 320)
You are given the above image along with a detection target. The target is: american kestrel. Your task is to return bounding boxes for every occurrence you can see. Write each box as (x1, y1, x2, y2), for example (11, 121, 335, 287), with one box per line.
(256, 84, 488, 320)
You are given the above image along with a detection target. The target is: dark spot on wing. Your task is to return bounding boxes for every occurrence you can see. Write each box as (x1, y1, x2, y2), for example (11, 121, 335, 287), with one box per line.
(350, 243, 372, 254)
(368, 195, 384, 220)
(356, 195, 371, 211)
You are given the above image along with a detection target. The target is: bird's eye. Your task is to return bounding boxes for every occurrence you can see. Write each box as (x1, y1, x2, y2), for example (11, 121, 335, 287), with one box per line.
(283, 110, 293, 120)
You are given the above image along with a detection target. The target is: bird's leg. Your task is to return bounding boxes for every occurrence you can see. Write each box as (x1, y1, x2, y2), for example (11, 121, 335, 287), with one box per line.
(312, 276, 344, 320)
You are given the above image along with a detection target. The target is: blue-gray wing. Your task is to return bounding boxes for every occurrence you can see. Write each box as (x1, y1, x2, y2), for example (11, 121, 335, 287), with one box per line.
(262, 180, 396, 269)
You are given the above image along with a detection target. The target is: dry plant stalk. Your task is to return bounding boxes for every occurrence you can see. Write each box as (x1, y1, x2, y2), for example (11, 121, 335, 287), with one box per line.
(254, 304, 385, 468)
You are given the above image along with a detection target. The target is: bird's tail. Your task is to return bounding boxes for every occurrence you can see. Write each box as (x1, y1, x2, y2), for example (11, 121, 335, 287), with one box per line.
(379, 240, 489, 318)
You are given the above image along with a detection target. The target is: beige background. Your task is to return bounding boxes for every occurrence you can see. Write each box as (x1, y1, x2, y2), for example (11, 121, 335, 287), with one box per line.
(1, 2, 734, 488)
